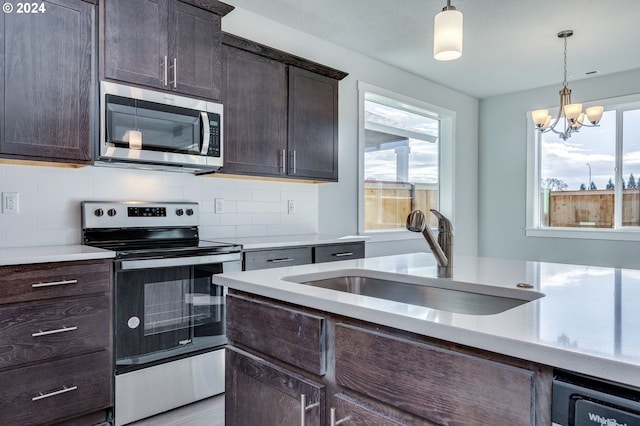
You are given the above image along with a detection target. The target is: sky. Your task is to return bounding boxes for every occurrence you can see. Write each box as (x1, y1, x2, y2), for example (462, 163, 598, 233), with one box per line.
(364, 100, 439, 184)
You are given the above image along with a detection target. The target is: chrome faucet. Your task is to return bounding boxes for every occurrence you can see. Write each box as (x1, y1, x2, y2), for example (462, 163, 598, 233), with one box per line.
(406, 209, 452, 277)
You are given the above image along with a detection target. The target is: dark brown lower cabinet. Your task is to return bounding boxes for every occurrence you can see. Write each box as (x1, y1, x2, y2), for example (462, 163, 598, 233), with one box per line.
(225, 292, 553, 426)
(0, 259, 113, 425)
(226, 347, 325, 426)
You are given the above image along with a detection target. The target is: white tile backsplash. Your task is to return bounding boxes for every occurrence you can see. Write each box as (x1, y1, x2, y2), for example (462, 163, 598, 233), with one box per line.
(0, 163, 319, 248)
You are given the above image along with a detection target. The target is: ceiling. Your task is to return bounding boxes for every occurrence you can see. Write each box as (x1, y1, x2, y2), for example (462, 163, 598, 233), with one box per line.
(223, 0, 640, 99)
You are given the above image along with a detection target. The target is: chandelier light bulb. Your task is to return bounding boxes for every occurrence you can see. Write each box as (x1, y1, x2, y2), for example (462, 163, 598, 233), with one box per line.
(586, 106, 604, 125)
(564, 103, 582, 121)
(532, 109, 550, 128)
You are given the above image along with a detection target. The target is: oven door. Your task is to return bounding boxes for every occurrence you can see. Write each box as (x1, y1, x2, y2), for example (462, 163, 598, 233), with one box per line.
(113, 254, 241, 372)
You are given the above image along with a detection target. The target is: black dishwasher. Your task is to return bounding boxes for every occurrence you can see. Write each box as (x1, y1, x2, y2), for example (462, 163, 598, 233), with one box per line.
(552, 372, 640, 426)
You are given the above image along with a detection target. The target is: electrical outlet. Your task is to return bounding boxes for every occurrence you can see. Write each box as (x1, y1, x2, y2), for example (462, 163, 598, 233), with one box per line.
(2, 192, 19, 214)
(287, 200, 296, 214)
(214, 198, 224, 214)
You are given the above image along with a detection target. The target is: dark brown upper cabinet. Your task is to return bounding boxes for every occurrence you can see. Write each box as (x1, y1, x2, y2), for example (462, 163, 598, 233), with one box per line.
(102, 0, 233, 101)
(220, 33, 347, 182)
(0, 0, 95, 164)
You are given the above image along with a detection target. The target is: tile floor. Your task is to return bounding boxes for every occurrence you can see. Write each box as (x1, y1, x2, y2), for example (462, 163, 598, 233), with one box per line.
(127, 394, 224, 426)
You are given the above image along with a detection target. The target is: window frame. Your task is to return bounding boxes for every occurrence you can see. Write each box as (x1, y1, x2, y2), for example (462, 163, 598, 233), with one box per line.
(525, 93, 640, 241)
(357, 81, 455, 240)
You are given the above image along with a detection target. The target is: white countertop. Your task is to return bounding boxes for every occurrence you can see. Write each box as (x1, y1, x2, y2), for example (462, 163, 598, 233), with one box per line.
(213, 252, 640, 389)
(0, 245, 115, 266)
(218, 234, 368, 250)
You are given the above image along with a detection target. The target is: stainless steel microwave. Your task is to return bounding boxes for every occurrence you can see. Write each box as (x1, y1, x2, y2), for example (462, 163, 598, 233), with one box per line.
(98, 81, 223, 174)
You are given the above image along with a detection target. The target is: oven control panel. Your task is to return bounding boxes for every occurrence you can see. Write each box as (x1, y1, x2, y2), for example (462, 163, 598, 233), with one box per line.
(82, 201, 199, 229)
(128, 207, 167, 217)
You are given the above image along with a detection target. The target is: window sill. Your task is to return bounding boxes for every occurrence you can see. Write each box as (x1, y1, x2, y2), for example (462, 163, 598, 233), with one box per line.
(526, 227, 640, 241)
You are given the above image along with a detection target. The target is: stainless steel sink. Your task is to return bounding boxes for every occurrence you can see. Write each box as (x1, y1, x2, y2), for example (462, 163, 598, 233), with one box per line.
(283, 269, 544, 315)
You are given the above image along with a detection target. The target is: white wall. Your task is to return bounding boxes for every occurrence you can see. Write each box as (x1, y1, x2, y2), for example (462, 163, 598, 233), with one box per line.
(478, 68, 640, 268)
(0, 7, 479, 256)
(0, 164, 317, 248)
(222, 8, 480, 257)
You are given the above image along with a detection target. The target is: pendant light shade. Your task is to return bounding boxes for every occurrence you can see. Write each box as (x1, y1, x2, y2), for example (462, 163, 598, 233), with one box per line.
(434, 1, 463, 61)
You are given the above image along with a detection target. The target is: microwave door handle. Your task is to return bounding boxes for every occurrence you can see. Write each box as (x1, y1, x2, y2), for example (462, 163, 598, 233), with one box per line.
(200, 112, 211, 155)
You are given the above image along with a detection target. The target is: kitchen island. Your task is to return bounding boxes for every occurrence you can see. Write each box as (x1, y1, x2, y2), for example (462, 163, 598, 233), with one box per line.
(214, 252, 640, 425)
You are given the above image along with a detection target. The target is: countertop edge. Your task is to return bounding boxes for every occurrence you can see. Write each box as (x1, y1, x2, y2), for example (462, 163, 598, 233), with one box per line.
(0, 245, 115, 266)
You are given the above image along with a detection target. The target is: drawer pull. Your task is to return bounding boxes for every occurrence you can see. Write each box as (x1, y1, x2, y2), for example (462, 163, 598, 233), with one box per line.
(31, 279, 78, 288)
(268, 258, 294, 263)
(32, 326, 78, 337)
(330, 407, 351, 426)
(32, 385, 78, 401)
(300, 394, 319, 426)
(332, 252, 354, 257)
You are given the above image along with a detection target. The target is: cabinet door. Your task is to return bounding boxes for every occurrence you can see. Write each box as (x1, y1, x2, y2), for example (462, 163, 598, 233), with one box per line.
(0, 0, 93, 162)
(221, 45, 288, 176)
(172, 1, 221, 100)
(335, 324, 539, 425)
(103, 0, 169, 89)
(226, 347, 324, 426)
(288, 66, 339, 181)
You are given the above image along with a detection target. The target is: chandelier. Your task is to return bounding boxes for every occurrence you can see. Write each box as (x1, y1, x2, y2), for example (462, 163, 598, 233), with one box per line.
(531, 30, 603, 141)
(433, 0, 463, 61)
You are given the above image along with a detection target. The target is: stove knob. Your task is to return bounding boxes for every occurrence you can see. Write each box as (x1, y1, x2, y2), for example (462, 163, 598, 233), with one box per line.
(176, 208, 184, 216)
(186, 208, 194, 216)
(94, 208, 104, 217)
(107, 208, 117, 217)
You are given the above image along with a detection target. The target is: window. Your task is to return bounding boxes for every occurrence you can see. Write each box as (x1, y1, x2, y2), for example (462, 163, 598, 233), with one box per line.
(358, 83, 454, 235)
(527, 94, 640, 239)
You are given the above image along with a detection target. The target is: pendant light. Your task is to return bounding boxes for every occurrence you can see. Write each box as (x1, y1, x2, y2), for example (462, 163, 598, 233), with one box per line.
(531, 30, 604, 141)
(433, 0, 463, 61)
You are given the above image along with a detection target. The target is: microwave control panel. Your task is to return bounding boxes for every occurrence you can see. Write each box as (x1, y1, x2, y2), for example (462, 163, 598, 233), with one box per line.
(207, 113, 221, 158)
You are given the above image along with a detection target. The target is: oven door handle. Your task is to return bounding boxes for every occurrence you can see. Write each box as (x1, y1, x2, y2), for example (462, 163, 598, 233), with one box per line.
(118, 253, 241, 270)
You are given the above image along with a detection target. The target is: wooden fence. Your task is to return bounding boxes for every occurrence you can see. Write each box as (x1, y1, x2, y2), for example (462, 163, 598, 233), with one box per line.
(364, 180, 438, 230)
(545, 189, 640, 227)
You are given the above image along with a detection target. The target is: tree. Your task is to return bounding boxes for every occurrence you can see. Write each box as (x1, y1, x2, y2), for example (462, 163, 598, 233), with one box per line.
(580, 183, 587, 191)
(606, 178, 615, 189)
(590, 182, 597, 190)
(628, 173, 637, 189)
(542, 178, 568, 191)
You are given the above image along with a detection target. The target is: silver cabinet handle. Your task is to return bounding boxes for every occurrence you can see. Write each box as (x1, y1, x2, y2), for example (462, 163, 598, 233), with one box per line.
(330, 407, 350, 426)
(267, 258, 294, 263)
(292, 150, 297, 174)
(31, 279, 77, 288)
(32, 326, 78, 337)
(300, 394, 319, 426)
(32, 385, 78, 401)
(163, 55, 168, 86)
(170, 57, 177, 89)
(281, 149, 287, 174)
(332, 252, 354, 257)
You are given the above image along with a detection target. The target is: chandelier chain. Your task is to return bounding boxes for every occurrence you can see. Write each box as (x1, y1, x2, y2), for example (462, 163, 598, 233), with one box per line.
(563, 36, 568, 88)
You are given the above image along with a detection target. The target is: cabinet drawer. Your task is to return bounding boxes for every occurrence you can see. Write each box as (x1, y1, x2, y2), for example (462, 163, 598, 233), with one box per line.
(335, 324, 536, 425)
(313, 242, 364, 263)
(0, 260, 111, 305)
(243, 247, 312, 270)
(0, 295, 110, 369)
(0, 350, 112, 426)
(227, 294, 325, 375)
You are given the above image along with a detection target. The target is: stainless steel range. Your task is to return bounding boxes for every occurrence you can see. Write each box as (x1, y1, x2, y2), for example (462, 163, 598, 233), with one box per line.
(81, 201, 242, 426)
